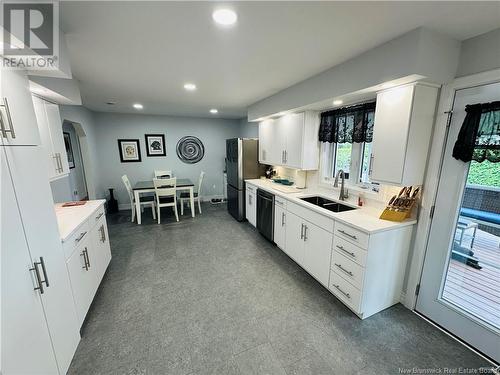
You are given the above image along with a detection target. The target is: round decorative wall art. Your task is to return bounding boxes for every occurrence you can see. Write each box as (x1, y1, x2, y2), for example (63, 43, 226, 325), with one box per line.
(176, 136, 205, 164)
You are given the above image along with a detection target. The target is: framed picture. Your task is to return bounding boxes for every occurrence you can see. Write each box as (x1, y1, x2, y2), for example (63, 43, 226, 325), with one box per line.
(118, 139, 141, 162)
(145, 133, 166, 157)
(63, 132, 75, 169)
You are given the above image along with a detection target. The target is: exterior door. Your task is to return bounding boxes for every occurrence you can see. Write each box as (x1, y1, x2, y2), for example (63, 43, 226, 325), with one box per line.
(416, 81, 500, 362)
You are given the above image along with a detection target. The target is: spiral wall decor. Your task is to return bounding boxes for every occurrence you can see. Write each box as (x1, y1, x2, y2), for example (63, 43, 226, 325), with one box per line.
(176, 136, 205, 164)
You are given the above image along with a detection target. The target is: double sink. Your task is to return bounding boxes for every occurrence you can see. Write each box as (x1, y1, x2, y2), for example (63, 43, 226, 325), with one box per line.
(300, 196, 357, 213)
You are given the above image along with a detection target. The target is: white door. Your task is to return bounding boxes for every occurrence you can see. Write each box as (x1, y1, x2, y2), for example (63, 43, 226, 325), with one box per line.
(284, 212, 305, 265)
(416, 81, 500, 362)
(3, 145, 81, 373)
(302, 221, 332, 286)
(274, 203, 286, 250)
(258, 120, 273, 164)
(0, 68, 41, 146)
(282, 112, 304, 168)
(1, 147, 59, 375)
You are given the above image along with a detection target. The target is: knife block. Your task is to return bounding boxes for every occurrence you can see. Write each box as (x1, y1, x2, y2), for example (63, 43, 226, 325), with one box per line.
(379, 198, 417, 222)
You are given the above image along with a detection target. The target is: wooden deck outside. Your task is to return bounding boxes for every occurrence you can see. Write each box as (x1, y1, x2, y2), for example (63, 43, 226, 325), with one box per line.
(442, 228, 500, 329)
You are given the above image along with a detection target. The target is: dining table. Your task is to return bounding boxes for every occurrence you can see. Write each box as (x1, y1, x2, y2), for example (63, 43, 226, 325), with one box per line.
(133, 178, 195, 224)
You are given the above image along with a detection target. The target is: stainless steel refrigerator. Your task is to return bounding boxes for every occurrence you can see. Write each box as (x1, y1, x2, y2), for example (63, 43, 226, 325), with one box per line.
(226, 138, 263, 221)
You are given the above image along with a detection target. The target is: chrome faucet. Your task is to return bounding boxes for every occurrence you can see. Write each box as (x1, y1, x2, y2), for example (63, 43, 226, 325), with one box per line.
(333, 170, 349, 201)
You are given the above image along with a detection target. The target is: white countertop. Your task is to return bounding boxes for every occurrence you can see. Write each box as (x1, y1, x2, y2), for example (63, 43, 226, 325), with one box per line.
(245, 179, 416, 234)
(54, 200, 106, 242)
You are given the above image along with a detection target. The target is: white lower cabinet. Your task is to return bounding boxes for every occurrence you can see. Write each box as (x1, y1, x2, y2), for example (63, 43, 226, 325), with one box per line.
(267, 191, 413, 319)
(302, 221, 332, 287)
(65, 203, 112, 326)
(246, 185, 257, 227)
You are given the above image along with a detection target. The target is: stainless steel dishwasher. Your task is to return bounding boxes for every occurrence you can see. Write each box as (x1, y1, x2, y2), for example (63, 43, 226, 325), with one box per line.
(257, 189, 274, 242)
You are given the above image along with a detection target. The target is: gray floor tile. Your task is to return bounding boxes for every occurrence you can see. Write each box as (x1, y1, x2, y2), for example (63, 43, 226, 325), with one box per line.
(68, 204, 492, 375)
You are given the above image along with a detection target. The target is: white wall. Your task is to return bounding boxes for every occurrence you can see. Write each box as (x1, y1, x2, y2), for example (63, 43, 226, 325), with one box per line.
(455, 28, 500, 77)
(239, 117, 259, 138)
(62, 122, 87, 200)
(91, 112, 241, 208)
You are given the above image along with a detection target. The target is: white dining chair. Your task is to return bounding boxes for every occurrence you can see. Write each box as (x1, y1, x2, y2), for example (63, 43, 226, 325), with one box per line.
(154, 170, 173, 179)
(122, 175, 156, 222)
(153, 177, 179, 223)
(180, 171, 205, 215)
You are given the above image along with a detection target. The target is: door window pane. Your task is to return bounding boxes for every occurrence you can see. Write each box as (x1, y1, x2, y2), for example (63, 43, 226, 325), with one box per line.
(441, 160, 500, 329)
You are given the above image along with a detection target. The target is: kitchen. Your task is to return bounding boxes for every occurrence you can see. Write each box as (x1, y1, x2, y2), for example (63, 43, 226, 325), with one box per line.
(2, 2, 500, 374)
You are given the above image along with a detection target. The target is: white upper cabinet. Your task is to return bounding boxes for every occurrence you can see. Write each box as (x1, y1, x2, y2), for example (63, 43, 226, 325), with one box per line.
(0, 68, 41, 146)
(371, 84, 438, 186)
(32, 95, 70, 181)
(258, 111, 320, 170)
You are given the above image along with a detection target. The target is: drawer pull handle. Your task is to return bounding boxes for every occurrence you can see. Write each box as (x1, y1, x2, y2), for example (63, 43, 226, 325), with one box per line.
(303, 225, 308, 241)
(300, 223, 304, 239)
(281, 212, 285, 227)
(96, 212, 104, 220)
(335, 263, 353, 276)
(333, 284, 350, 299)
(338, 229, 357, 240)
(81, 248, 90, 270)
(100, 225, 106, 242)
(336, 245, 355, 258)
(75, 231, 87, 243)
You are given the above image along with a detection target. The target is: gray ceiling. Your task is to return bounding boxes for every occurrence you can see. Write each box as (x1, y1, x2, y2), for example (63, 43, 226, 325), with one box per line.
(60, 1, 500, 119)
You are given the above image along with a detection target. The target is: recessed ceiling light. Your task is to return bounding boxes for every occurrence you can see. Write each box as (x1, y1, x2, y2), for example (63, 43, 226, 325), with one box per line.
(333, 100, 343, 106)
(184, 83, 197, 91)
(133, 103, 143, 110)
(210, 108, 218, 114)
(212, 9, 237, 26)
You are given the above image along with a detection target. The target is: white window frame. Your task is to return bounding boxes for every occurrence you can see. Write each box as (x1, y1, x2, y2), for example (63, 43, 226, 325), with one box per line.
(319, 141, 377, 191)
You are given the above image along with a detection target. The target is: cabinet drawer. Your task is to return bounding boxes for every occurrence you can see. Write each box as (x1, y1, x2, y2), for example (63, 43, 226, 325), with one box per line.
(329, 272, 362, 313)
(62, 220, 90, 259)
(90, 205, 105, 228)
(331, 251, 364, 290)
(287, 201, 334, 233)
(335, 221, 369, 249)
(246, 184, 257, 194)
(275, 195, 287, 209)
(332, 236, 367, 267)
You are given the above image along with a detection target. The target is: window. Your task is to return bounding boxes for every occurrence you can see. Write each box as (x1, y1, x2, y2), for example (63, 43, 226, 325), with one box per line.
(318, 101, 377, 187)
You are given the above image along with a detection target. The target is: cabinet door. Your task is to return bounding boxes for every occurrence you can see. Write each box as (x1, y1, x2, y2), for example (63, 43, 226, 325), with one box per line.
(67, 239, 95, 325)
(258, 120, 281, 165)
(283, 211, 305, 265)
(274, 204, 286, 250)
(282, 112, 304, 169)
(45, 101, 70, 176)
(1, 147, 59, 375)
(371, 85, 413, 185)
(3, 145, 80, 373)
(0, 68, 41, 146)
(246, 190, 256, 227)
(302, 221, 332, 287)
(93, 217, 112, 281)
(258, 120, 272, 164)
(32, 95, 58, 179)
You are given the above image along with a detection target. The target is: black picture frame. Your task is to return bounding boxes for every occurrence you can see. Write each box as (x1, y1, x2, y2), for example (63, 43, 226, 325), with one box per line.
(63, 132, 75, 169)
(118, 139, 141, 163)
(145, 133, 166, 157)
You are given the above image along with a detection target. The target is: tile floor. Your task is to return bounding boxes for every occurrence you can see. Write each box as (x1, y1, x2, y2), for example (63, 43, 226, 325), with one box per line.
(68, 203, 491, 375)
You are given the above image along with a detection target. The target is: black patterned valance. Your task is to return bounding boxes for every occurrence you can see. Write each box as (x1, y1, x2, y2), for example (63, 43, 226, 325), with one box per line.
(452, 101, 500, 163)
(318, 102, 376, 144)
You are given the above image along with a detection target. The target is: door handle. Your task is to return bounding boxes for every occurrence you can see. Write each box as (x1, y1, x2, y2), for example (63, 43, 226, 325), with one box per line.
(300, 223, 304, 239)
(100, 225, 106, 242)
(303, 225, 308, 241)
(281, 212, 285, 226)
(0, 98, 16, 139)
(30, 262, 45, 294)
(84, 248, 91, 269)
(81, 249, 89, 270)
(368, 155, 374, 176)
(284, 150, 287, 163)
(38, 257, 50, 288)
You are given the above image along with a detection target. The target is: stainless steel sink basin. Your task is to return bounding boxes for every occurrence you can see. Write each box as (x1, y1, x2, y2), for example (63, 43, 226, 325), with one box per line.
(300, 196, 357, 213)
